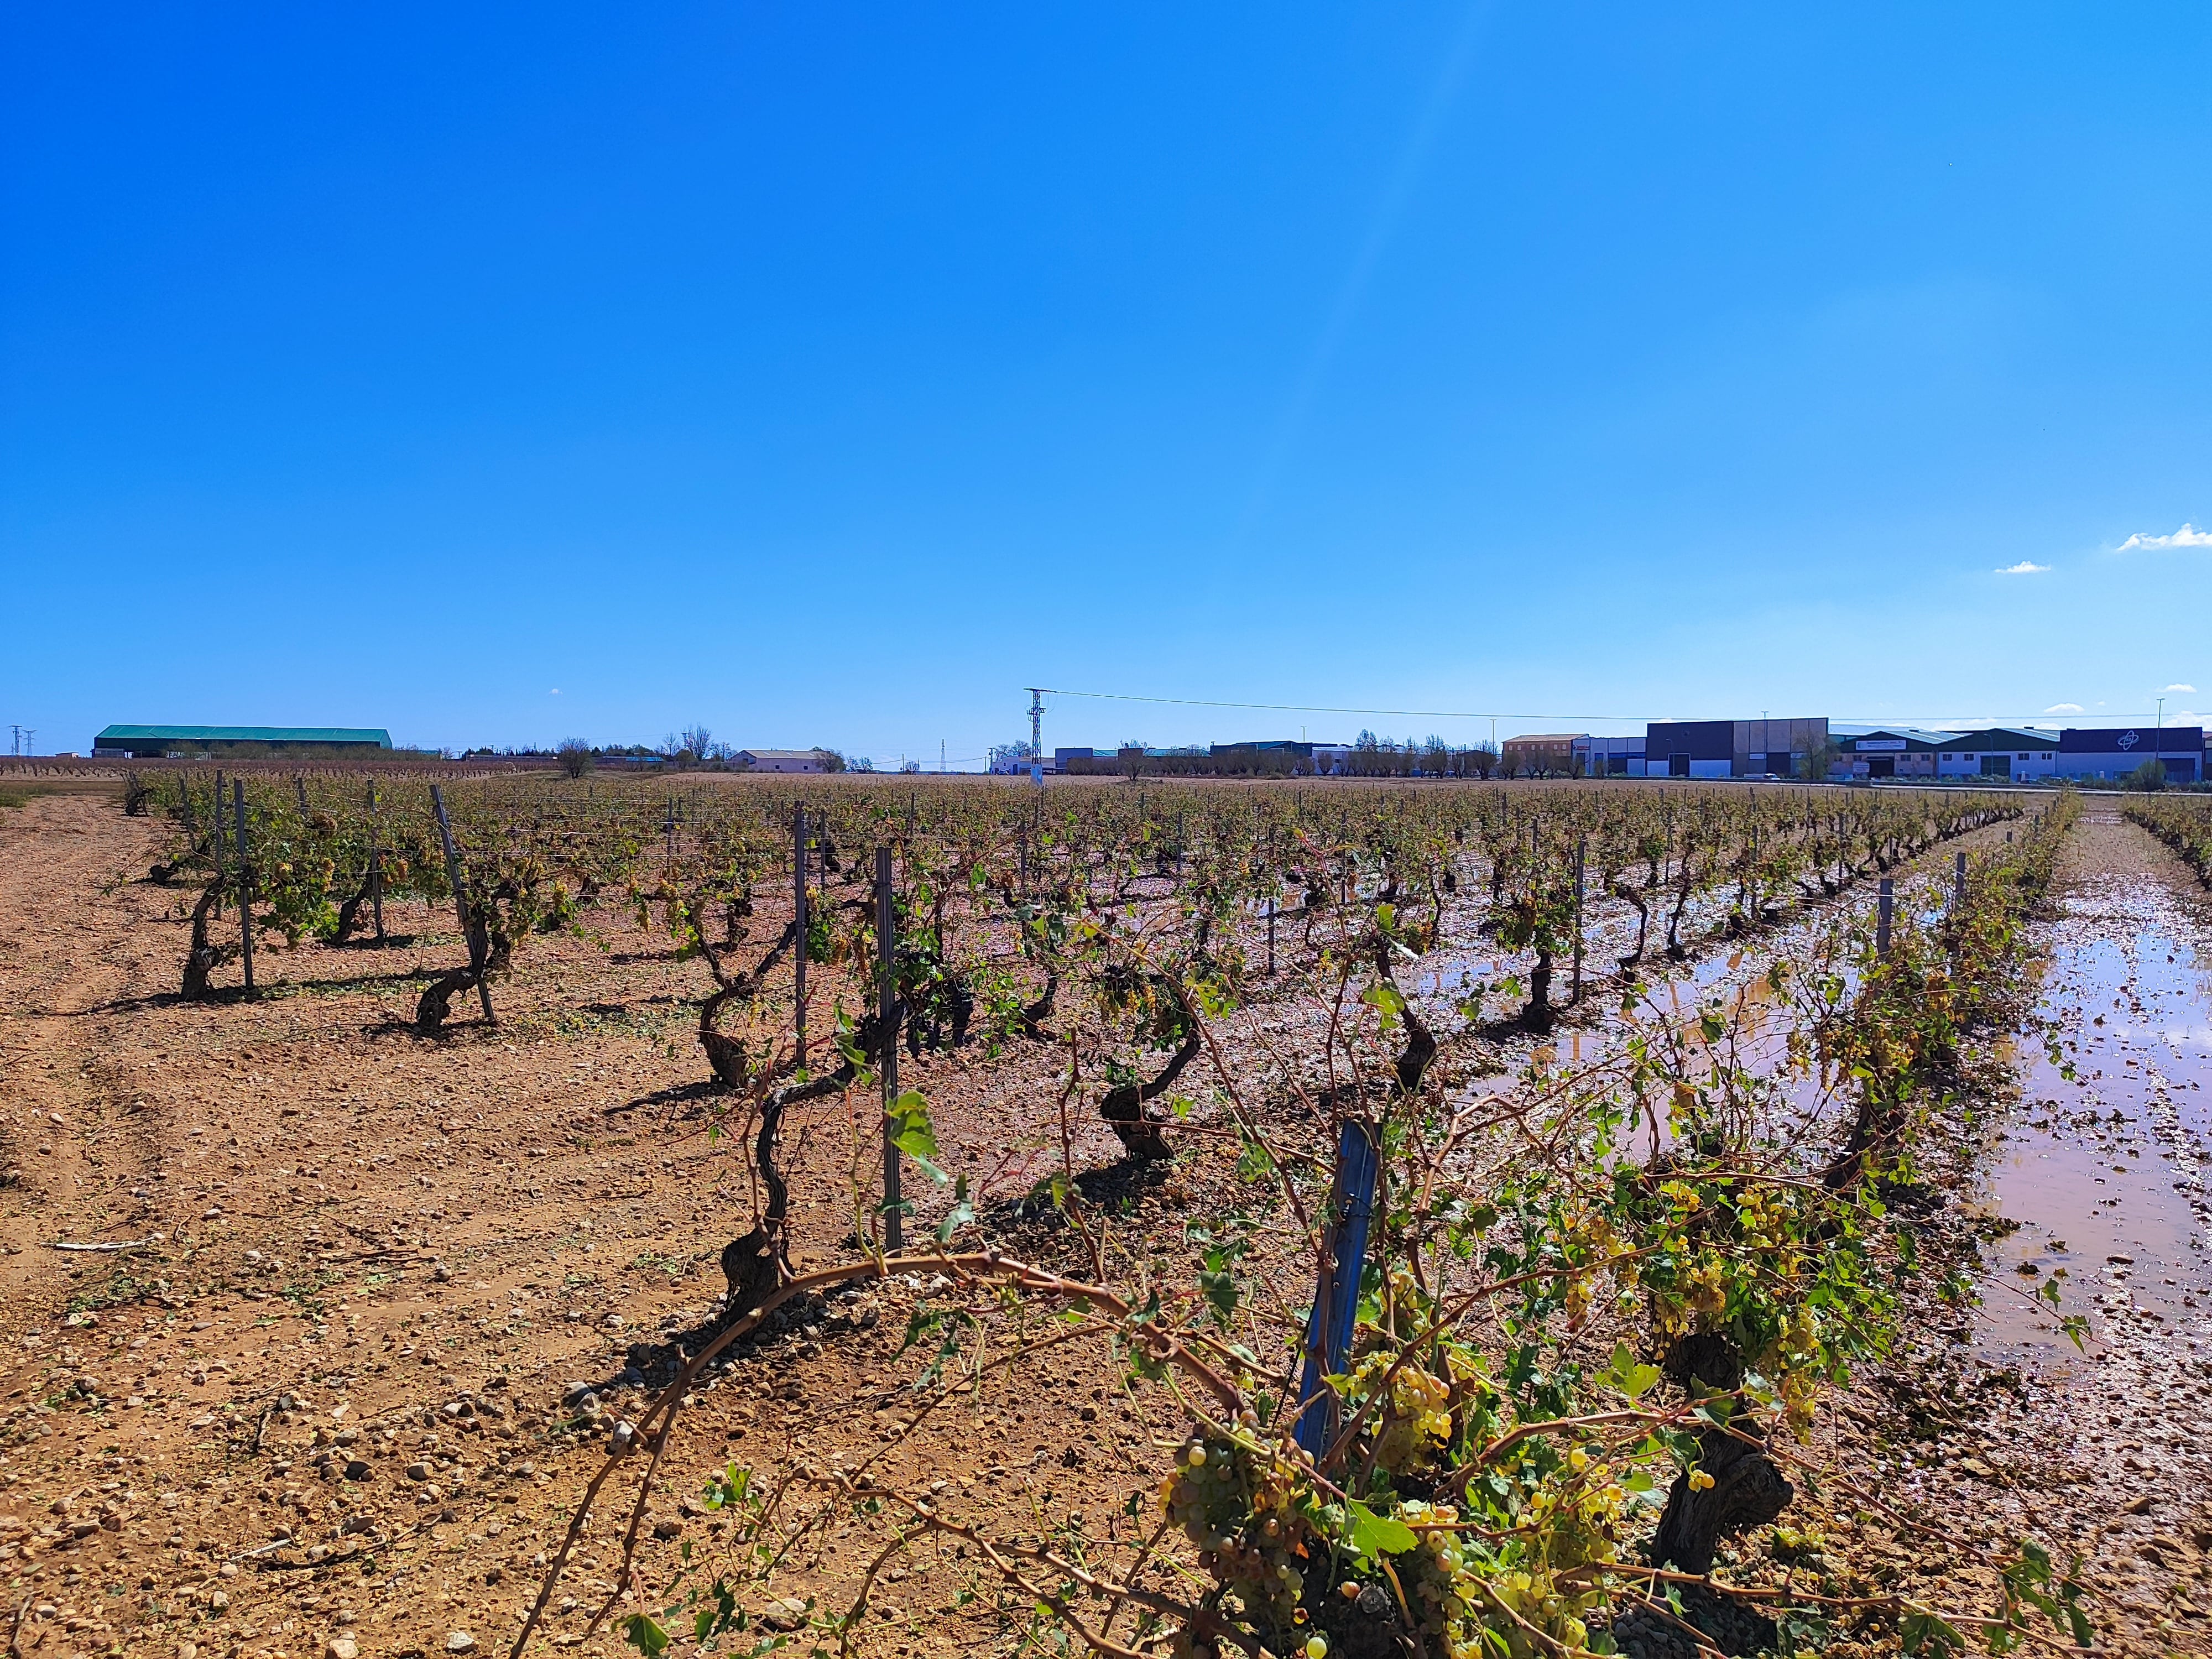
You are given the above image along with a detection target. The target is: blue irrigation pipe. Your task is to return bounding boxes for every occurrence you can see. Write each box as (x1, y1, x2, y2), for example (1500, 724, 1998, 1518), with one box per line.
(1296, 1120, 1380, 1458)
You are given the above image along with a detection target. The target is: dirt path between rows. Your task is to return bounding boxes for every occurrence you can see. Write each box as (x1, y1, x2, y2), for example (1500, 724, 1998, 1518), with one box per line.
(1793, 809, 2212, 1658)
(0, 790, 170, 1333)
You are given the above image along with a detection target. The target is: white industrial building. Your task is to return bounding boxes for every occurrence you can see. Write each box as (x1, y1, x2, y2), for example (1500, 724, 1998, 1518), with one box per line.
(1931, 729, 2059, 781)
(1572, 734, 1648, 776)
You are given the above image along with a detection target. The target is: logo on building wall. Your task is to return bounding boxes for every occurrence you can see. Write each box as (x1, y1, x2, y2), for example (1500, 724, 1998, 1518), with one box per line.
(2119, 730, 2140, 750)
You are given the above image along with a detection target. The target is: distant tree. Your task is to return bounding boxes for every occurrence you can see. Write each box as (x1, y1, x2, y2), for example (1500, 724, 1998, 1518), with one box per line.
(849, 755, 876, 773)
(1799, 740, 1845, 783)
(556, 738, 594, 779)
(988, 740, 1036, 775)
(815, 748, 848, 773)
(2125, 758, 2168, 792)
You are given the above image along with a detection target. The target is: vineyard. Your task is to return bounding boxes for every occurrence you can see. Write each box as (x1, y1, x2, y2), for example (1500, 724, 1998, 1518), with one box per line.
(13, 771, 2201, 1659)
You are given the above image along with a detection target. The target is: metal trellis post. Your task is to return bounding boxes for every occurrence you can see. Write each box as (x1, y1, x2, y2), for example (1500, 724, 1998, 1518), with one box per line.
(877, 846, 904, 1251)
(1572, 834, 1585, 1003)
(1296, 1120, 1380, 1458)
(794, 805, 808, 1071)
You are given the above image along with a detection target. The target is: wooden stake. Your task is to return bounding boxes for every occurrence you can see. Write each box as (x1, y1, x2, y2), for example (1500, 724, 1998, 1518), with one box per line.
(233, 780, 254, 995)
(367, 779, 385, 943)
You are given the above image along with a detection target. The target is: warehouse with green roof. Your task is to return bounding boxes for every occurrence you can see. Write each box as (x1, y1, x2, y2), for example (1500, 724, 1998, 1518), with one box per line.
(92, 725, 393, 758)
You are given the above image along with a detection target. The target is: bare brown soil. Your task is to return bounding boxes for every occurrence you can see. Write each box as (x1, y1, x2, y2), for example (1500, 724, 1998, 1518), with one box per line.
(0, 789, 1237, 1659)
(0, 789, 2197, 1659)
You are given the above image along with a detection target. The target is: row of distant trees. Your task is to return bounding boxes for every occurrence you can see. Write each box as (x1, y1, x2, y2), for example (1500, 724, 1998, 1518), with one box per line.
(461, 727, 860, 778)
(1034, 731, 1525, 779)
(1342, 731, 1507, 778)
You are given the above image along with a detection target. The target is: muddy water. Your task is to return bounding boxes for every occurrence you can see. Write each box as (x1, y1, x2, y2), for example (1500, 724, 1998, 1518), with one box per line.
(1978, 870, 2212, 1350)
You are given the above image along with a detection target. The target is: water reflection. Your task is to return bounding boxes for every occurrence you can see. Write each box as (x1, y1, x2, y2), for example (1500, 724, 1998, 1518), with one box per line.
(1977, 875, 2212, 1353)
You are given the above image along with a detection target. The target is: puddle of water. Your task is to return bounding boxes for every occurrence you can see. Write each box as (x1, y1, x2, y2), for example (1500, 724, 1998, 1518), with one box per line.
(1978, 876, 2212, 1352)
(1417, 964, 1492, 997)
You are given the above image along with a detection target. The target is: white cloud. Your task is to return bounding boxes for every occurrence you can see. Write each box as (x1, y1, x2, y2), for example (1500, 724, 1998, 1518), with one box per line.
(1995, 560, 2049, 575)
(2166, 683, 2196, 693)
(2118, 523, 2212, 550)
(2044, 703, 2083, 714)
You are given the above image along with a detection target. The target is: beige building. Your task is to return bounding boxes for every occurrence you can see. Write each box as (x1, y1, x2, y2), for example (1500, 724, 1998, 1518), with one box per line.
(737, 749, 832, 774)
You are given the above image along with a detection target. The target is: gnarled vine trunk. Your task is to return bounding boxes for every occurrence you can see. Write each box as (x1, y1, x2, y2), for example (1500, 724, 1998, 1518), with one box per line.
(331, 869, 378, 947)
(1648, 1332, 1793, 1577)
(721, 1095, 793, 1318)
(1100, 1030, 1197, 1160)
(1526, 948, 1554, 1031)
(181, 881, 227, 1000)
(1018, 971, 1057, 1041)
(415, 928, 511, 1033)
(1614, 878, 1651, 970)
(697, 917, 800, 1088)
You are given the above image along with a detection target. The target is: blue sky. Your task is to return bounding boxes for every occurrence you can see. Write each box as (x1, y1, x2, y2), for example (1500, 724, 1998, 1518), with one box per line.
(6, 3, 2211, 763)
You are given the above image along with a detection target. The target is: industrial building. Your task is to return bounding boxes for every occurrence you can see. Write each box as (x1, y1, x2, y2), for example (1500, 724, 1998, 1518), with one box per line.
(2054, 726, 2202, 783)
(1932, 729, 2060, 781)
(1573, 734, 1646, 776)
(92, 724, 393, 758)
(1644, 717, 1829, 780)
(1045, 716, 2210, 786)
(1833, 727, 1950, 780)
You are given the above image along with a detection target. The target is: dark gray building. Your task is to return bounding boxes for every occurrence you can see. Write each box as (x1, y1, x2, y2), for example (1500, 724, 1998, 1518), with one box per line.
(1645, 717, 1828, 779)
(2056, 726, 2203, 783)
